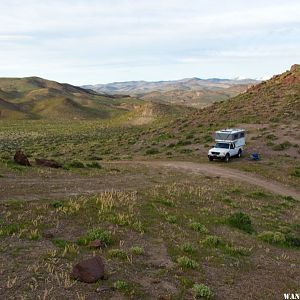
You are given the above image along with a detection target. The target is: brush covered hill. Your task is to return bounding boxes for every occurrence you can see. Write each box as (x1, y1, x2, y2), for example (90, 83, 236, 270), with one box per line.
(188, 64, 300, 125)
(0, 77, 190, 121)
(84, 78, 259, 108)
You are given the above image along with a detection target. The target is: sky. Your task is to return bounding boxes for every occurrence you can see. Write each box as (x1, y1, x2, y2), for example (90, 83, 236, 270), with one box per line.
(0, 0, 300, 85)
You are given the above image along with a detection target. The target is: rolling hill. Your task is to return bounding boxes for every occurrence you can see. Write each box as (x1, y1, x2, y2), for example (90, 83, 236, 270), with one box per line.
(83, 77, 259, 108)
(0, 77, 191, 121)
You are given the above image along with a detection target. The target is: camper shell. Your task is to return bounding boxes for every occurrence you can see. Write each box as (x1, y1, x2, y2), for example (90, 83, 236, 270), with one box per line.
(208, 128, 246, 162)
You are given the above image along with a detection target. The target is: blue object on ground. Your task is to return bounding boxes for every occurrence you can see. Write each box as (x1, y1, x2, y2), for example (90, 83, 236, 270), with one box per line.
(250, 153, 260, 160)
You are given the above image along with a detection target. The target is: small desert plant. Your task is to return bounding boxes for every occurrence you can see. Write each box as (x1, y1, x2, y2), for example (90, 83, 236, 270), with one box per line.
(68, 160, 85, 168)
(145, 148, 159, 155)
(130, 246, 144, 255)
(291, 166, 300, 177)
(190, 222, 208, 234)
(192, 283, 214, 299)
(165, 215, 177, 224)
(258, 231, 286, 245)
(227, 212, 253, 233)
(181, 243, 196, 254)
(114, 280, 129, 291)
(177, 256, 199, 269)
(86, 228, 112, 246)
(108, 249, 127, 260)
(86, 161, 102, 169)
(202, 235, 223, 247)
(52, 201, 63, 208)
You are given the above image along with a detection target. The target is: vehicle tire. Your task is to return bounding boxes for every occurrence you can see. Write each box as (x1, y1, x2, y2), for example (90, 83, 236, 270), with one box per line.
(209, 156, 213, 161)
(237, 149, 242, 158)
(225, 153, 230, 163)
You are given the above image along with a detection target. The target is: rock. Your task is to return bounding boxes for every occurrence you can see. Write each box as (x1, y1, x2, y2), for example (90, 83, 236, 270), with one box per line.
(35, 158, 62, 168)
(96, 286, 111, 293)
(14, 149, 31, 166)
(71, 256, 105, 283)
(89, 239, 103, 249)
(42, 231, 54, 239)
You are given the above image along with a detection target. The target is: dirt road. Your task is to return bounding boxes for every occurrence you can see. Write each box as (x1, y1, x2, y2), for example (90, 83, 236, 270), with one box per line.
(0, 160, 299, 201)
(115, 161, 300, 200)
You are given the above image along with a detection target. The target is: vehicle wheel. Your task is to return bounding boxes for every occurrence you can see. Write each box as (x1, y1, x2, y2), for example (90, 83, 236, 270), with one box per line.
(225, 153, 230, 163)
(237, 149, 242, 158)
(209, 156, 213, 161)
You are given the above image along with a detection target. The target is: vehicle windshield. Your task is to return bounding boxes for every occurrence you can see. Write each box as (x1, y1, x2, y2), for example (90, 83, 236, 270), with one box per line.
(215, 143, 230, 149)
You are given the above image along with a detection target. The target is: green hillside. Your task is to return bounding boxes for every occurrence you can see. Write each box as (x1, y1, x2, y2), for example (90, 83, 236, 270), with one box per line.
(0, 77, 189, 121)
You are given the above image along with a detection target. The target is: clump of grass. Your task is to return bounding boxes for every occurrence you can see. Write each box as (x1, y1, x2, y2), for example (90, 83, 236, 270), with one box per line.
(28, 229, 41, 241)
(130, 246, 144, 255)
(86, 161, 102, 169)
(223, 245, 251, 256)
(114, 280, 129, 291)
(87, 228, 112, 244)
(177, 256, 199, 269)
(257, 231, 286, 245)
(108, 249, 127, 260)
(190, 222, 208, 234)
(52, 238, 68, 248)
(52, 201, 63, 208)
(202, 235, 223, 247)
(0, 223, 20, 237)
(145, 148, 159, 155)
(227, 212, 254, 233)
(165, 215, 177, 224)
(181, 243, 196, 254)
(192, 283, 214, 299)
(291, 166, 300, 177)
(272, 141, 292, 151)
(155, 197, 175, 207)
(68, 160, 85, 168)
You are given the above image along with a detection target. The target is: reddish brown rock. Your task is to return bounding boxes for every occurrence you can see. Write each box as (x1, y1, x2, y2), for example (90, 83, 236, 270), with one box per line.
(14, 149, 31, 166)
(35, 158, 62, 168)
(71, 256, 105, 283)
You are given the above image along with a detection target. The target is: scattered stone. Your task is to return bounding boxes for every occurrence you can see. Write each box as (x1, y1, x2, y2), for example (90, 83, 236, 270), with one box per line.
(89, 239, 103, 249)
(96, 286, 111, 293)
(14, 149, 31, 166)
(42, 231, 54, 238)
(71, 256, 105, 283)
(35, 158, 62, 168)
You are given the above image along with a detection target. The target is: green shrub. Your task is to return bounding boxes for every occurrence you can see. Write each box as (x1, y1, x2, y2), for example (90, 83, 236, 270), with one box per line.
(130, 246, 144, 255)
(272, 141, 292, 151)
(108, 249, 127, 260)
(291, 167, 300, 177)
(227, 212, 253, 233)
(202, 235, 222, 247)
(52, 201, 63, 208)
(285, 235, 300, 248)
(258, 231, 286, 245)
(181, 243, 196, 254)
(190, 222, 208, 234)
(114, 280, 129, 291)
(165, 215, 177, 224)
(86, 228, 112, 246)
(177, 256, 199, 269)
(145, 148, 159, 155)
(86, 161, 102, 169)
(52, 238, 68, 248)
(192, 283, 214, 299)
(68, 160, 85, 168)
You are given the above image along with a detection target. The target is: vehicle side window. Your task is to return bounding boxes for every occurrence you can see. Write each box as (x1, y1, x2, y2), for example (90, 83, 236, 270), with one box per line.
(240, 132, 245, 138)
(230, 144, 235, 149)
(234, 134, 238, 139)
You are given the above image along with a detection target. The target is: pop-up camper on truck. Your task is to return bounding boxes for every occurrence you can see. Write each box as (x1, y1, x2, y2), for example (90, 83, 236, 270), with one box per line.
(208, 128, 246, 162)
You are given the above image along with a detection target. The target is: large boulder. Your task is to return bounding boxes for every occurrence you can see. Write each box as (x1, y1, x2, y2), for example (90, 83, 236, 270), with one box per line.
(71, 256, 105, 283)
(35, 158, 62, 168)
(14, 150, 31, 166)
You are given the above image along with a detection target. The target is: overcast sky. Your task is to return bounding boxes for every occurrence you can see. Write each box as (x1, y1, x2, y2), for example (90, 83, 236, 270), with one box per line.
(0, 0, 299, 85)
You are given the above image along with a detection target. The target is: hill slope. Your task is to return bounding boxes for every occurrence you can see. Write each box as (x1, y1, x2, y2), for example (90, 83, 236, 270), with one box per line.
(187, 64, 300, 124)
(84, 78, 259, 108)
(0, 77, 190, 121)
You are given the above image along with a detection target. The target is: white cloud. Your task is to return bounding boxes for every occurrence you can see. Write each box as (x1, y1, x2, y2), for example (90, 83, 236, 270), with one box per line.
(0, 0, 299, 84)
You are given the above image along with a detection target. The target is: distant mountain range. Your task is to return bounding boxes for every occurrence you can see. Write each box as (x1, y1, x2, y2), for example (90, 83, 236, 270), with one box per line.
(83, 77, 260, 108)
(0, 77, 193, 121)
